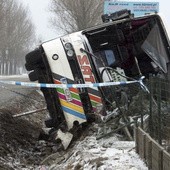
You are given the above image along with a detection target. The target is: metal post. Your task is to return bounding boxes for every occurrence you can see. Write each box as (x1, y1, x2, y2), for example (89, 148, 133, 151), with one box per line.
(13, 108, 47, 118)
(157, 78, 162, 145)
(140, 91, 144, 129)
(149, 75, 153, 137)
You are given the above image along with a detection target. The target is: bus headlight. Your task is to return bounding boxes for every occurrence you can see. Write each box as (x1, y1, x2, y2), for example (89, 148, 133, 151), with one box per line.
(67, 49, 74, 57)
(65, 43, 72, 50)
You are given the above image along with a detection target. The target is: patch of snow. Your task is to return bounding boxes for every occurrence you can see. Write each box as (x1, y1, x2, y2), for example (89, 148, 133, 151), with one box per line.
(41, 136, 148, 170)
(0, 74, 28, 79)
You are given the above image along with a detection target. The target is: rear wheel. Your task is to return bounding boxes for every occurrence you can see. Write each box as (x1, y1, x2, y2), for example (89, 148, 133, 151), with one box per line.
(25, 48, 42, 64)
(28, 71, 38, 81)
(25, 48, 67, 141)
(25, 48, 43, 71)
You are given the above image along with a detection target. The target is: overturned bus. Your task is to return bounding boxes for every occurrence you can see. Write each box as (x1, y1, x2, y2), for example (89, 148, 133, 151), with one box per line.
(25, 10, 170, 149)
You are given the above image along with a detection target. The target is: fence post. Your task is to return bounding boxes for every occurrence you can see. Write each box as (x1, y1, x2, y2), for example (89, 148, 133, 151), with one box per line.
(140, 91, 144, 129)
(151, 139, 164, 170)
(135, 126, 139, 154)
(149, 75, 153, 137)
(145, 134, 152, 169)
(163, 150, 170, 170)
(157, 78, 162, 145)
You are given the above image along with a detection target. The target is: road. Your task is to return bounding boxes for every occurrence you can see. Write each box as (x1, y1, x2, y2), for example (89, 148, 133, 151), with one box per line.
(0, 74, 39, 105)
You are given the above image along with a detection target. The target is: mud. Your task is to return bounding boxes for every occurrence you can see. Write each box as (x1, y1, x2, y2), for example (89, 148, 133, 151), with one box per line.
(0, 90, 48, 169)
(0, 87, 150, 169)
(0, 89, 93, 169)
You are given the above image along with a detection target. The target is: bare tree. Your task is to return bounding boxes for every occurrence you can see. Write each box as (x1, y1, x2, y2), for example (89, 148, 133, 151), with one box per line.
(49, 0, 104, 34)
(0, 0, 35, 75)
(0, 0, 6, 51)
(0, 0, 5, 26)
(8, 2, 35, 74)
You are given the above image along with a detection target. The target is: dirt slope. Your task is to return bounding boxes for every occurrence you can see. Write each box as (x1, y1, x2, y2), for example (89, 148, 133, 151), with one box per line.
(0, 90, 47, 169)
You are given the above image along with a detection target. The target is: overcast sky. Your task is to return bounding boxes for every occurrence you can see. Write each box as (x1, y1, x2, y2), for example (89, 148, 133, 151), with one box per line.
(20, 0, 170, 42)
(20, 0, 56, 42)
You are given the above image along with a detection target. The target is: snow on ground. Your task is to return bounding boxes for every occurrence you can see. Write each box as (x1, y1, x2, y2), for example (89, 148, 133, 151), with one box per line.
(0, 75, 148, 169)
(39, 136, 148, 170)
(0, 74, 28, 79)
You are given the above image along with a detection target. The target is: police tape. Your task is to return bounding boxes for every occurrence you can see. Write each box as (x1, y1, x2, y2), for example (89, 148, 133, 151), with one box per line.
(0, 76, 149, 92)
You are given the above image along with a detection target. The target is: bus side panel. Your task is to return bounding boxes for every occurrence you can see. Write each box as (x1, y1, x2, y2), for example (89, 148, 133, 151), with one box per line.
(42, 39, 87, 129)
